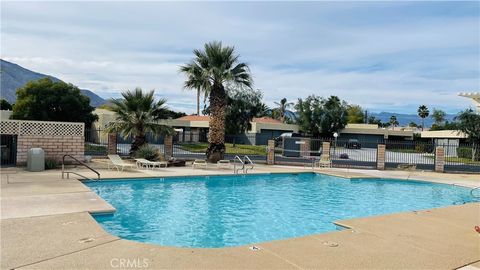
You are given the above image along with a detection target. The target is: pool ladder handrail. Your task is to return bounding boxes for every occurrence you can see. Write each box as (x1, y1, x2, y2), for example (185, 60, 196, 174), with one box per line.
(62, 154, 100, 181)
(471, 186, 480, 199)
(243, 155, 254, 173)
(233, 155, 244, 174)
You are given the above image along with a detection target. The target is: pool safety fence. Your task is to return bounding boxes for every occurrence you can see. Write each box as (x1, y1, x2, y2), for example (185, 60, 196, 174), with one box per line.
(84, 129, 480, 173)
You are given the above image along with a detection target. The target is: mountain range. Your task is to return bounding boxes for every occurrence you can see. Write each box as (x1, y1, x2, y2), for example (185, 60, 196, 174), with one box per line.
(367, 111, 456, 127)
(0, 59, 106, 107)
(0, 59, 456, 127)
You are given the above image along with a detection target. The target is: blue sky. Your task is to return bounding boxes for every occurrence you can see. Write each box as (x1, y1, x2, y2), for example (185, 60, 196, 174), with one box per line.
(1, 1, 479, 114)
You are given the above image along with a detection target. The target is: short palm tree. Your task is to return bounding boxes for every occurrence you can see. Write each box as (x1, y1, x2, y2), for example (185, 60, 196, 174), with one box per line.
(105, 88, 173, 155)
(417, 105, 430, 131)
(274, 98, 294, 123)
(180, 41, 252, 162)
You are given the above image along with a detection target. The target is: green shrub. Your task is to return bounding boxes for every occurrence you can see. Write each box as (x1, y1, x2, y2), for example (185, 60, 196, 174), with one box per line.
(135, 145, 161, 161)
(457, 147, 472, 159)
(45, 158, 58, 170)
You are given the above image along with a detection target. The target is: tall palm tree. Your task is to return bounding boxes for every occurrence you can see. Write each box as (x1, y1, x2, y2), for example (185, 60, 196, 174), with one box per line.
(274, 98, 294, 123)
(180, 41, 252, 162)
(105, 88, 173, 155)
(417, 105, 430, 131)
(389, 115, 399, 130)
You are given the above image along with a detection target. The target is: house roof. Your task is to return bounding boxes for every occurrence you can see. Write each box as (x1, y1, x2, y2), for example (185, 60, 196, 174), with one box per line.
(252, 117, 283, 124)
(175, 115, 283, 124)
(176, 115, 210, 121)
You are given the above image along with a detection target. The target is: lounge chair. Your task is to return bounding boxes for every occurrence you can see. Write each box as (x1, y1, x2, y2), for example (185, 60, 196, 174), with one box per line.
(135, 158, 168, 170)
(217, 159, 231, 169)
(315, 154, 331, 168)
(192, 159, 207, 169)
(107, 154, 137, 171)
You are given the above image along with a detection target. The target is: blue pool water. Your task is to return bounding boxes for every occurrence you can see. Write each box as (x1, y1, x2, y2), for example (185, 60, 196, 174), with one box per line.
(86, 173, 475, 248)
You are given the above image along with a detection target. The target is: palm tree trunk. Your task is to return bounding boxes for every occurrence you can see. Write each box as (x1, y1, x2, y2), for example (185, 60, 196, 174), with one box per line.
(422, 118, 425, 131)
(197, 88, 200, 115)
(206, 84, 226, 162)
(130, 134, 147, 155)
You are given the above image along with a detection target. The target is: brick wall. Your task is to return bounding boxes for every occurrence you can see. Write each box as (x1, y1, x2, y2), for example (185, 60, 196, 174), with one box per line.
(17, 135, 85, 164)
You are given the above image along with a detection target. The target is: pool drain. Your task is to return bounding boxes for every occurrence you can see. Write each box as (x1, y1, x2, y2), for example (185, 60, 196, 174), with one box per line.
(78, 237, 95, 243)
(323, 241, 339, 247)
(249, 246, 260, 251)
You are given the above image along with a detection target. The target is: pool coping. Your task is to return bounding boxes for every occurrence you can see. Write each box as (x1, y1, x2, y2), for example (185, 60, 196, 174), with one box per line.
(2, 166, 479, 269)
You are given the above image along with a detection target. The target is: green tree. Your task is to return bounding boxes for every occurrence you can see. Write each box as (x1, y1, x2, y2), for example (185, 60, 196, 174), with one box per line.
(431, 108, 446, 125)
(180, 41, 252, 162)
(0, 99, 12, 110)
(104, 88, 173, 154)
(417, 105, 430, 131)
(367, 116, 382, 126)
(389, 115, 399, 130)
(346, 105, 364, 123)
(295, 95, 347, 137)
(203, 88, 264, 135)
(12, 78, 97, 126)
(455, 109, 480, 161)
(274, 98, 294, 123)
(408, 121, 418, 128)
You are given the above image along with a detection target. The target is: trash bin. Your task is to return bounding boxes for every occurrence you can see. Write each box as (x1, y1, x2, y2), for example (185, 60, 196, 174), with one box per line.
(27, 148, 45, 172)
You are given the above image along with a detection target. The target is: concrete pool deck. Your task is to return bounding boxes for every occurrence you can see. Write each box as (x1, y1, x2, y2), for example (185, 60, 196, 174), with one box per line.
(1, 165, 479, 269)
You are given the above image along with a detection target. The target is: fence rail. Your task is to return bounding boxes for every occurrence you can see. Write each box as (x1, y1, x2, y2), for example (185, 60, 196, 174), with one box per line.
(84, 129, 480, 173)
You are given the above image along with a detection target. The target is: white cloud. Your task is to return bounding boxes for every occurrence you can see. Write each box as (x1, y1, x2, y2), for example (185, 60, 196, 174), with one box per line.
(1, 1, 478, 114)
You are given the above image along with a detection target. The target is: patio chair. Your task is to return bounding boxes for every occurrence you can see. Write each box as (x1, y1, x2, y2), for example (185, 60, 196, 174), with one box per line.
(217, 159, 231, 169)
(316, 154, 332, 168)
(107, 154, 137, 171)
(193, 159, 208, 169)
(135, 158, 168, 170)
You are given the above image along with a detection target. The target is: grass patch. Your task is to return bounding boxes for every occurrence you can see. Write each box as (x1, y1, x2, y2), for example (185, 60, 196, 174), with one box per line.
(424, 155, 480, 165)
(444, 157, 480, 165)
(179, 143, 267, 155)
(85, 143, 107, 154)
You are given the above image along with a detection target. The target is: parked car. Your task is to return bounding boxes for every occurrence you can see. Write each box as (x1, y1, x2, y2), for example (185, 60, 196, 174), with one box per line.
(274, 132, 301, 147)
(345, 139, 361, 149)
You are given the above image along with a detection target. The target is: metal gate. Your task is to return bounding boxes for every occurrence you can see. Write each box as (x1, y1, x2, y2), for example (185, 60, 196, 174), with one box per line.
(384, 140, 435, 171)
(1, 134, 17, 166)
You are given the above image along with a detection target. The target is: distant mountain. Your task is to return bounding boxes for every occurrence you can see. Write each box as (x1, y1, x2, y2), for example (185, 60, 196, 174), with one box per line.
(368, 111, 456, 127)
(0, 59, 106, 107)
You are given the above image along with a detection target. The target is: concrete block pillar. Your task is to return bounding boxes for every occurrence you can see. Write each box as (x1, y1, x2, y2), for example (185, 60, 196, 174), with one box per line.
(322, 142, 330, 158)
(107, 133, 117, 155)
(300, 139, 311, 157)
(435, 146, 445, 173)
(164, 135, 173, 160)
(377, 144, 386, 170)
(267, 140, 275, 165)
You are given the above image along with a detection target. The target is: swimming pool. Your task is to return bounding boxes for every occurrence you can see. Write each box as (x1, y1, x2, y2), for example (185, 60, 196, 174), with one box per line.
(86, 173, 475, 248)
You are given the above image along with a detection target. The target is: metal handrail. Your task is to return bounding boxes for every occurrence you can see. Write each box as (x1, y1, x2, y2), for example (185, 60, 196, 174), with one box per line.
(471, 186, 480, 199)
(243, 155, 254, 173)
(233, 155, 244, 174)
(62, 154, 100, 181)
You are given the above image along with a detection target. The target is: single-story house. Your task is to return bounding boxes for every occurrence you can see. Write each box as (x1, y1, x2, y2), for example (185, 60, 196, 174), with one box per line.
(420, 130, 468, 157)
(338, 124, 414, 147)
(162, 115, 299, 145)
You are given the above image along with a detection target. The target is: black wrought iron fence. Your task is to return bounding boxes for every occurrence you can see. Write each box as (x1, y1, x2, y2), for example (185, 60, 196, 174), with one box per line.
(84, 129, 108, 156)
(440, 141, 480, 173)
(384, 140, 435, 170)
(173, 132, 270, 163)
(85, 129, 165, 156)
(277, 137, 379, 168)
(1, 134, 17, 166)
(330, 138, 379, 168)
